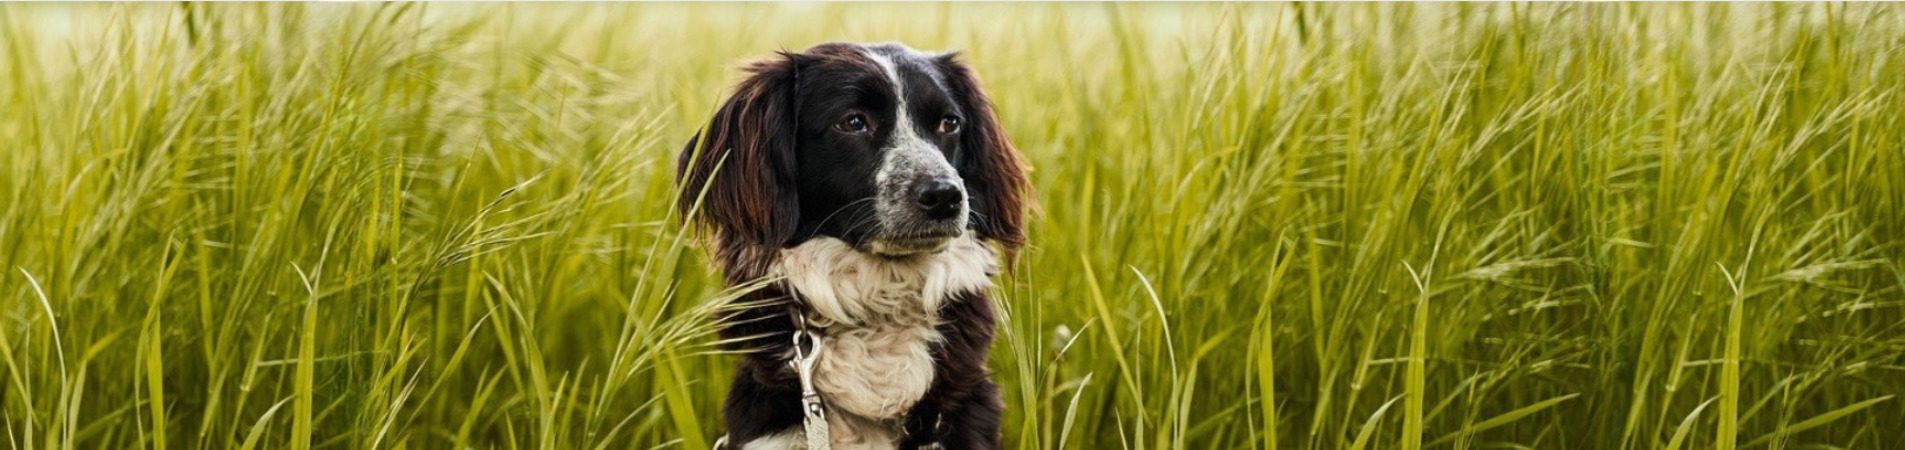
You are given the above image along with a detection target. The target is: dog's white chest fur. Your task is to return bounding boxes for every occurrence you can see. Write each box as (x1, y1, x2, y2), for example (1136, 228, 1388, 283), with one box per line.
(764, 234, 997, 448)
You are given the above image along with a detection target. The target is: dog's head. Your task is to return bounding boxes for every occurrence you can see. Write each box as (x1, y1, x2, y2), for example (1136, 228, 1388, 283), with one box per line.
(678, 42, 1030, 278)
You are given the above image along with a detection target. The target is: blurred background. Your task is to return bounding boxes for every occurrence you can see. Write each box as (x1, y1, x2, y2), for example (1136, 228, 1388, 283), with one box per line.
(1, 3, 1902, 449)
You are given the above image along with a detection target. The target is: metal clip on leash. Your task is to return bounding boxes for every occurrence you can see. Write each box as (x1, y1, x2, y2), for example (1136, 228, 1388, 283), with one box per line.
(790, 310, 831, 450)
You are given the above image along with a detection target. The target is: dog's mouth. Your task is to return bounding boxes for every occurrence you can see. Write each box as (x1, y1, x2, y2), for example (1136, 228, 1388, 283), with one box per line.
(864, 232, 960, 258)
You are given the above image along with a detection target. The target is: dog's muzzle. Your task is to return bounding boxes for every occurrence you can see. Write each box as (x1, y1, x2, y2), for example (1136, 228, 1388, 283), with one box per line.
(869, 142, 967, 257)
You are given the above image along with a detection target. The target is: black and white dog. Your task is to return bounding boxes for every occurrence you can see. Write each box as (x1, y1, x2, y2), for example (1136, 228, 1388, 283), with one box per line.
(676, 42, 1030, 449)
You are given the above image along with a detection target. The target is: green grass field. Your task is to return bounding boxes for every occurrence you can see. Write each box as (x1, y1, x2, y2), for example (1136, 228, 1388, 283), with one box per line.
(3, 2, 1903, 449)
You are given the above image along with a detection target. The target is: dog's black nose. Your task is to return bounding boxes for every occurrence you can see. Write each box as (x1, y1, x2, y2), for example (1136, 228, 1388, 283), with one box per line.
(914, 180, 964, 220)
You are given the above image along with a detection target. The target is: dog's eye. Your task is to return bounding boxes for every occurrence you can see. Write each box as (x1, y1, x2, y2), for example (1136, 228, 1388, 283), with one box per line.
(835, 114, 870, 134)
(939, 115, 962, 135)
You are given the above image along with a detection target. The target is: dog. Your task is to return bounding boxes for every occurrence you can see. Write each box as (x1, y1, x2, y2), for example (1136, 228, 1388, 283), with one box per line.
(676, 42, 1031, 449)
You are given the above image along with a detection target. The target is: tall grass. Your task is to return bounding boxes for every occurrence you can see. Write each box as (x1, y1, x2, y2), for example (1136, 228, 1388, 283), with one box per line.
(2, 3, 1901, 449)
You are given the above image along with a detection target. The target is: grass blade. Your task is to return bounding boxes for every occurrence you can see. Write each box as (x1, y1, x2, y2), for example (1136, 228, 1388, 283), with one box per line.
(1426, 393, 1580, 447)
(1742, 395, 1893, 447)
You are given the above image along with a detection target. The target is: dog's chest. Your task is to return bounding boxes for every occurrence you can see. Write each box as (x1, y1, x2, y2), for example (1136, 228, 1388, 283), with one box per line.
(811, 313, 940, 422)
(773, 235, 997, 426)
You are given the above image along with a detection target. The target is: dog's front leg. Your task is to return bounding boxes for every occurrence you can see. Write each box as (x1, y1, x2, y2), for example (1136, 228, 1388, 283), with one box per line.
(907, 380, 1003, 449)
(721, 355, 806, 447)
(904, 292, 1004, 449)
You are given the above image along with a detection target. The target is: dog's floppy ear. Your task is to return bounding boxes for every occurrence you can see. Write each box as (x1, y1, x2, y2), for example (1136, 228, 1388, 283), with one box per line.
(938, 53, 1033, 250)
(678, 53, 802, 278)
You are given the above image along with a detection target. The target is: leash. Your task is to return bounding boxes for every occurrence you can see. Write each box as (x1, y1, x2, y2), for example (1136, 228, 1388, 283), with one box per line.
(712, 307, 830, 450)
(789, 309, 833, 450)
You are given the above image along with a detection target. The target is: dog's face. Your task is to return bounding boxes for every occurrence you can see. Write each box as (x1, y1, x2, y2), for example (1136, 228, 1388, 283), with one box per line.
(679, 42, 1029, 272)
(791, 43, 974, 256)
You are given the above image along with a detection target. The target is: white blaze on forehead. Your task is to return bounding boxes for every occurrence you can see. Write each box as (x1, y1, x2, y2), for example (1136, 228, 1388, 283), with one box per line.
(865, 50, 930, 150)
(865, 48, 957, 178)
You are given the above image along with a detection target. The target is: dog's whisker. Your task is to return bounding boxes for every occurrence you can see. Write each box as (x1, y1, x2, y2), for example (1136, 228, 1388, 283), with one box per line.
(811, 197, 877, 233)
